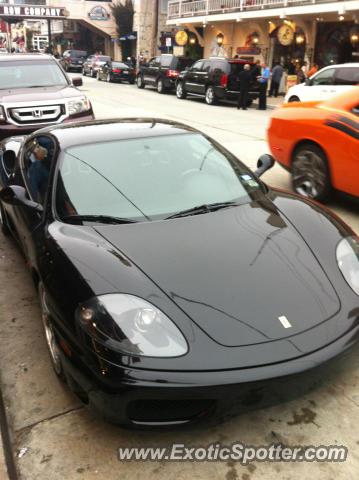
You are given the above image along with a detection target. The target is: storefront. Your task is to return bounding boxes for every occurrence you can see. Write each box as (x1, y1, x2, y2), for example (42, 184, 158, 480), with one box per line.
(315, 22, 359, 67)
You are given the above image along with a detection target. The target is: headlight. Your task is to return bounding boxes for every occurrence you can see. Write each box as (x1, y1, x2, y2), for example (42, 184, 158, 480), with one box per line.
(67, 96, 91, 116)
(76, 294, 188, 357)
(0, 105, 5, 123)
(336, 236, 359, 295)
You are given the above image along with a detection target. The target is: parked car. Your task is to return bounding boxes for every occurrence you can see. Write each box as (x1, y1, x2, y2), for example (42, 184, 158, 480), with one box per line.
(59, 50, 88, 72)
(0, 53, 94, 140)
(1, 118, 359, 427)
(136, 54, 194, 93)
(285, 63, 359, 103)
(82, 54, 111, 78)
(97, 61, 135, 84)
(176, 57, 260, 106)
(268, 89, 359, 201)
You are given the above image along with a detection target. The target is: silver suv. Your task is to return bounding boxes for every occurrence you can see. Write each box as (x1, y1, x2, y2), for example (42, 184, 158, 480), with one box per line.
(0, 53, 94, 140)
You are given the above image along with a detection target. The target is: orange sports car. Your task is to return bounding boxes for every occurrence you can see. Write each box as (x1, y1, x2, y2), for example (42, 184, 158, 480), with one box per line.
(267, 89, 359, 202)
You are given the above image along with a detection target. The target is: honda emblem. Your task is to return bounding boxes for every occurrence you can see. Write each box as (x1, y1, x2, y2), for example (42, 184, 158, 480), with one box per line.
(33, 109, 43, 118)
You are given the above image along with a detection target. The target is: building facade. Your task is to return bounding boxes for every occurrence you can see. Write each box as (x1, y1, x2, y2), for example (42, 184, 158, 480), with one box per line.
(0, 0, 172, 61)
(166, 0, 359, 67)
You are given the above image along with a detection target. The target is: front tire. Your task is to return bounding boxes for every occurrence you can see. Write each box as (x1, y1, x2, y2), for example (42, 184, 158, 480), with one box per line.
(137, 75, 145, 88)
(0, 204, 10, 236)
(97, 71, 101, 81)
(205, 86, 217, 105)
(288, 96, 300, 103)
(176, 81, 186, 99)
(38, 282, 65, 380)
(292, 143, 331, 202)
(157, 78, 165, 94)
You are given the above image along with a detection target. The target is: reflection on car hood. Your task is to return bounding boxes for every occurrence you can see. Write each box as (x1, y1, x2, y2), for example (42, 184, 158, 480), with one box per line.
(0, 85, 82, 103)
(95, 199, 340, 347)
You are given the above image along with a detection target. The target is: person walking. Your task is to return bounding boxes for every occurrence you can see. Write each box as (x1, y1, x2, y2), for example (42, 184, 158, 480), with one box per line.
(257, 62, 270, 110)
(268, 62, 284, 97)
(237, 64, 252, 110)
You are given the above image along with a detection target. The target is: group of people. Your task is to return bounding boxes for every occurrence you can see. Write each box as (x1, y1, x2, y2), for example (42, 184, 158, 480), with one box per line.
(236, 59, 319, 111)
(287, 59, 319, 83)
(236, 60, 271, 111)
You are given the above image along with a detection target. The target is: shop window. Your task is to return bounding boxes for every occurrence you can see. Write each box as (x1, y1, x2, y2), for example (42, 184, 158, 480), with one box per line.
(312, 68, 335, 86)
(334, 68, 359, 85)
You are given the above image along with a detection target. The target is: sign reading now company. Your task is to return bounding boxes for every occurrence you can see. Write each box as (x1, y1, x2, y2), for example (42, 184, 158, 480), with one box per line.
(0, 5, 66, 19)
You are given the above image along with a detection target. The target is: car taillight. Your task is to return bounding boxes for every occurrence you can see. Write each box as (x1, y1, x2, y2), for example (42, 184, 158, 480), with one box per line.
(220, 73, 228, 88)
(112, 69, 122, 73)
(166, 70, 179, 78)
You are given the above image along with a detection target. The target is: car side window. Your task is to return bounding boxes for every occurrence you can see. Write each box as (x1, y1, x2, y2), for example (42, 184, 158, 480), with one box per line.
(22, 135, 56, 205)
(202, 61, 211, 72)
(211, 60, 228, 73)
(149, 57, 160, 67)
(311, 68, 335, 86)
(191, 60, 204, 71)
(334, 68, 359, 86)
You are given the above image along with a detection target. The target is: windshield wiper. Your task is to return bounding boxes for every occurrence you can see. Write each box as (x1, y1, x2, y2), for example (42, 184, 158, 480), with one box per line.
(61, 214, 139, 225)
(165, 201, 240, 220)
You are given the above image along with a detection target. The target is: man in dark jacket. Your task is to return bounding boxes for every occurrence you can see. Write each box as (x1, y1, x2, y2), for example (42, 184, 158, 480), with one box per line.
(269, 62, 284, 97)
(237, 64, 252, 110)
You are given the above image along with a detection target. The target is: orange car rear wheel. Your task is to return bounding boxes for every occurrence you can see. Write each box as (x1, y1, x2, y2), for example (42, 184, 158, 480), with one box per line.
(292, 142, 332, 202)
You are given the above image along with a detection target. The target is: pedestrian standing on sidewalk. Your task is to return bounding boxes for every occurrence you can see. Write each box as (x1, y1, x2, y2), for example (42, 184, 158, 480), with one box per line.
(307, 62, 318, 77)
(268, 62, 284, 98)
(252, 59, 261, 81)
(257, 63, 270, 110)
(237, 64, 252, 110)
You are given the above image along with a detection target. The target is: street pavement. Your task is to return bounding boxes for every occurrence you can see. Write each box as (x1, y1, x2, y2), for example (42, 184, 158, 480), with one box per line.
(0, 74, 358, 480)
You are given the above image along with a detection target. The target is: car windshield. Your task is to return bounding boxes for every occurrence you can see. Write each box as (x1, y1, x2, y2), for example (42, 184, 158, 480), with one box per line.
(55, 132, 262, 222)
(0, 60, 68, 89)
(98, 56, 111, 62)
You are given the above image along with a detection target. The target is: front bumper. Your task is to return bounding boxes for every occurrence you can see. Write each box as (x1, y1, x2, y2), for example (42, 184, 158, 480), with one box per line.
(60, 321, 359, 428)
(0, 112, 95, 140)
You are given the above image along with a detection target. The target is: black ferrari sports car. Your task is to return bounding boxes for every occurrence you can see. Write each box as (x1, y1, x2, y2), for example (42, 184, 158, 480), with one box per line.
(0, 119, 358, 427)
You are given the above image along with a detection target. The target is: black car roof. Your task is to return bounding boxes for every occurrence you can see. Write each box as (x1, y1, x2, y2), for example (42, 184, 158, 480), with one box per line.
(37, 118, 198, 149)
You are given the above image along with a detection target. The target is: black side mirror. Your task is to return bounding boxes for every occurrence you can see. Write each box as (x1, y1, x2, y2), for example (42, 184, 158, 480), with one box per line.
(305, 78, 311, 86)
(254, 154, 275, 177)
(2, 150, 16, 173)
(72, 77, 83, 87)
(0, 186, 43, 212)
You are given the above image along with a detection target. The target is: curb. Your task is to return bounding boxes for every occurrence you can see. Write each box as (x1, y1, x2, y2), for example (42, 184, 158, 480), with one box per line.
(0, 383, 18, 480)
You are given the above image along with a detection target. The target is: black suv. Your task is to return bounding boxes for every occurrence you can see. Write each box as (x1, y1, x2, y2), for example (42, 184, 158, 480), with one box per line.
(136, 54, 194, 93)
(176, 58, 260, 106)
(60, 50, 88, 72)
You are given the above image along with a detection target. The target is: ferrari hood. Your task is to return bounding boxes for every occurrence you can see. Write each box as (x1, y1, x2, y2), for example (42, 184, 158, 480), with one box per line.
(95, 200, 340, 347)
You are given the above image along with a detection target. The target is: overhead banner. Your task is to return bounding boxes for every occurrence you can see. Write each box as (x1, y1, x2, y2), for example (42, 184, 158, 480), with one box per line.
(0, 5, 67, 19)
